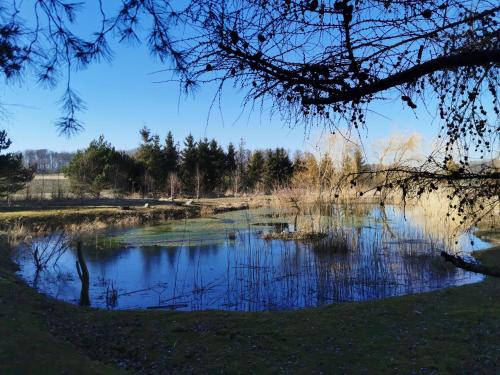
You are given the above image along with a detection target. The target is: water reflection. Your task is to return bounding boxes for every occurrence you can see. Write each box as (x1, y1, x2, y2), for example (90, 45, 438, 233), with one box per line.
(13, 205, 489, 311)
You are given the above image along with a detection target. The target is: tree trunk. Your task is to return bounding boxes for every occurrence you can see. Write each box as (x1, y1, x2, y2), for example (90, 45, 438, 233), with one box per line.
(76, 241, 91, 307)
(196, 165, 201, 200)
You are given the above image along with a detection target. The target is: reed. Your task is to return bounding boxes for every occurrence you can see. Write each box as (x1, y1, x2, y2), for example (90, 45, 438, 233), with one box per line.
(12, 201, 483, 311)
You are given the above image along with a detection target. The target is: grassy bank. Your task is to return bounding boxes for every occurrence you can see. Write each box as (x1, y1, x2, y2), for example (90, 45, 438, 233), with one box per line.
(1, 244, 499, 373)
(0, 200, 499, 374)
(0, 242, 126, 375)
(0, 197, 259, 233)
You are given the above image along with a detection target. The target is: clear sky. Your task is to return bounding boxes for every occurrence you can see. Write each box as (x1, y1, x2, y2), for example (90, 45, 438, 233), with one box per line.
(0, 3, 440, 160)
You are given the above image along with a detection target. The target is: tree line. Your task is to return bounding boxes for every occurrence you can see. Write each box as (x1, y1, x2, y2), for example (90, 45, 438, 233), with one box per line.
(2, 1, 496, 223)
(64, 128, 295, 198)
(64, 128, 367, 199)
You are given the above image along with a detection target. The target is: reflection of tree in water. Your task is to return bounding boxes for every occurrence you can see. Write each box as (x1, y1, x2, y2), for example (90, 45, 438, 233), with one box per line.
(187, 244, 220, 263)
(14, 206, 485, 311)
(166, 246, 181, 267)
(138, 246, 168, 282)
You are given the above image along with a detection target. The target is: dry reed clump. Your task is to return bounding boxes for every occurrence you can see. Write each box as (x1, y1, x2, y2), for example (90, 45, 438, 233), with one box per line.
(401, 191, 482, 252)
(4, 222, 31, 243)
(66, 220, 109, 233)
(272, 185, 384, 210)
(269, 188, 351, 234)
(200, 202, 251, 217)
(262, 231, 327, 241)
(312, 229, 352, 253)
(200, 205, 215, 217)
(66, 215, 154, 233)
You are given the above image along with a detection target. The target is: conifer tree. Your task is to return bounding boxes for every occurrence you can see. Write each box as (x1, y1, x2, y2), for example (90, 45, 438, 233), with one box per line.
(247, 151, 265, 192)
(235, 139, 249, 194)
(164, 131, 180, 197)
(352, 146, 367, 174)
(135, 127, 166, 195)
(180, 134, 197, 194)
(64, 135, 134, 198)
(264, 148, 293, 191)
(164, 131, 179, 173)
(207, 139, 226, 194)
(0, 131, 34, 200)
(225, 142, 237, 194)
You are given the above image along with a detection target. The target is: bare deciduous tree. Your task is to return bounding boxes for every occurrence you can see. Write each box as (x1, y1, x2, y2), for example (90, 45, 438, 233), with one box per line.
(2, 1, 498, 223)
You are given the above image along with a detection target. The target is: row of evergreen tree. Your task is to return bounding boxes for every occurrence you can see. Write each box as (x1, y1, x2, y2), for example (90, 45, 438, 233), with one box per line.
(64, 128, 297, 198)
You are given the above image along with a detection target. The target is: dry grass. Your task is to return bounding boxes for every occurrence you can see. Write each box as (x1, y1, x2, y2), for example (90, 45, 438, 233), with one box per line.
(12, 173, 72, 200)
(0, 197, 263, 238)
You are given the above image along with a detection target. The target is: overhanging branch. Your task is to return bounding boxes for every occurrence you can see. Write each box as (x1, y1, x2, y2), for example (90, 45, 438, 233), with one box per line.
(302, 49, 500, 105)
(441, 251, 500, 278)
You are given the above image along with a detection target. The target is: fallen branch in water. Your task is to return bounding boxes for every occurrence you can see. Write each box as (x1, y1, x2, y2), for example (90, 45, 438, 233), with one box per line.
(440, 251, 500, 278)
(147, 303, 188, 310)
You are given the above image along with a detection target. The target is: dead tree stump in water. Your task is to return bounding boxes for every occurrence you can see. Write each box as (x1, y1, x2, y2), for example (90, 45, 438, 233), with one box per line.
(76, 241, 90, 307)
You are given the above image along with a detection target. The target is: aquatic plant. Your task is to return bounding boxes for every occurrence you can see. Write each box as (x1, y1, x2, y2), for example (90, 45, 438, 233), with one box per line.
(13, 205, 485, 311)
(28, 231, 71, 273)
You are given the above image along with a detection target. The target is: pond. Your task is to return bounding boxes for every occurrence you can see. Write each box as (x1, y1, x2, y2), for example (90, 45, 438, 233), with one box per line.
(13, 204, 490, 311)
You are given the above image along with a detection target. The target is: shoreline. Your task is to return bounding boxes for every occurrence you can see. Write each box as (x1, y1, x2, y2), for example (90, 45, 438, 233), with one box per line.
(0, 197, 260, 235)
(1, 198, 499, 374)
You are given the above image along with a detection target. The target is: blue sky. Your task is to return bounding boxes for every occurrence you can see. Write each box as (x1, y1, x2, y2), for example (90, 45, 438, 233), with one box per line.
(1, 40, 437, 157)
(0, 3, 440, 159)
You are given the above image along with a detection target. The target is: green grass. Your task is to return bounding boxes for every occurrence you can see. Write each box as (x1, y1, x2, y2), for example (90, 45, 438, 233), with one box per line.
(1, 212, 499, 374)
(0, 246, 125, 375)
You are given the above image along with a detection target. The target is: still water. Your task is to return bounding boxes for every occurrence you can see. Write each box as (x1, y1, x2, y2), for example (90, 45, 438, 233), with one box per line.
(14, 205, 489, 311)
